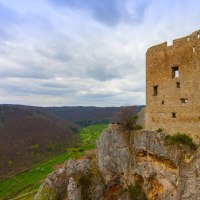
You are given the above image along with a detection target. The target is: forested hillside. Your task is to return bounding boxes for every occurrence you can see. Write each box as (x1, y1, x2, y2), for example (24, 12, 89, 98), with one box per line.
(0, 106, 79, 178)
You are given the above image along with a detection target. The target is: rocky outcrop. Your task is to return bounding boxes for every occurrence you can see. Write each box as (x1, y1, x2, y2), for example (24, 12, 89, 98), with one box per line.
(97, 126, 200, 200)
(35, 126, 200, 200)
(34, 159, 93, 200)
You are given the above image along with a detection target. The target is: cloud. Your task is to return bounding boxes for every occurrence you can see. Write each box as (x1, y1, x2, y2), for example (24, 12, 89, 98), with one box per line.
(0, 2, 20, 24)
(48, 0, 120, 26)
(48, 0, 151, 26)
(86, 66, 120, 81)
(0, 2, 21, 41)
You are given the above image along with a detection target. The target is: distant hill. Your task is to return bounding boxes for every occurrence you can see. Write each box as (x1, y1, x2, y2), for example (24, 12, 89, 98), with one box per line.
(1, 105, 144, 126)
(0, 105, 79, 178)
(39, 105, 145, 126)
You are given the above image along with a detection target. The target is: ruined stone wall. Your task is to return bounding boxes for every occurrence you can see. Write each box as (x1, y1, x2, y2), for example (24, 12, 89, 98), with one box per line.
(146, 30, 200, 135)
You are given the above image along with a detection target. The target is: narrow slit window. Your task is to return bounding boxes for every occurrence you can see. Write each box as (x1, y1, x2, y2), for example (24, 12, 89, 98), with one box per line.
(176, 82, 180, 88)
(193, 46, 195, 52)
(153, 85, 158, 96)
(162, 101, 164, 105)
(172, 66, 179, 78)
(180, 98, 188, 103)
(172, 112, 176, 118)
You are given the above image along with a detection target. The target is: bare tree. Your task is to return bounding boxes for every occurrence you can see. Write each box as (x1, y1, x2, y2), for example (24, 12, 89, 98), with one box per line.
(117, 106, 137, 130)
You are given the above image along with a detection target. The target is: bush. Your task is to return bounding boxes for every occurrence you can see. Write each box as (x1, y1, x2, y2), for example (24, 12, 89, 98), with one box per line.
(7, 160, 13, 167)
(46, 143, 56, 152)
(67, 148, 85, 159)
(117, 106, 141, 130)
(127, 181, 148, 200)
(133, 125, 143, 130)
(76, 173, 92, 200)
(132, 115, 139, 122)
(165, 133, 197, 150)
(37, 185, 57, 200)
(156, 128, 163, 133)
(31, 144, 40, 151)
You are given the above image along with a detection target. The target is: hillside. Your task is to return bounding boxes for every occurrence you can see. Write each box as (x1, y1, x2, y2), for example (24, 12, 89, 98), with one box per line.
(1, 105, 144, 124)
(41, 106, 144, 124)
(0, 105, 79, 179)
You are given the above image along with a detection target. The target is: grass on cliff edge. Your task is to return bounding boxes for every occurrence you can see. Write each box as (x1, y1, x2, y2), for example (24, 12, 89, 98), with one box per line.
(165, 133, 198, 150)
(0, 123, 107, 200)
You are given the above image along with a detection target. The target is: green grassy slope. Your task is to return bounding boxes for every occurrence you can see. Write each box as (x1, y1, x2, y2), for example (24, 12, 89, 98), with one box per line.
(0, 124, 107, 200)
(81, 124, 108, 148)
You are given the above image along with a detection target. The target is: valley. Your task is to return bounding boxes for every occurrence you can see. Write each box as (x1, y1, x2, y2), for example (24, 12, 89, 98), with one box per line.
(0, 124, 107, 200)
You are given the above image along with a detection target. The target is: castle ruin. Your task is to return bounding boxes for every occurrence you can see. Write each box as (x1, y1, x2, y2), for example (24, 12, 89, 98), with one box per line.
(145, 30, 200, 134)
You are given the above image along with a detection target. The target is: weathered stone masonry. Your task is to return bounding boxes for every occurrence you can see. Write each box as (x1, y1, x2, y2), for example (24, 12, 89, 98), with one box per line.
(145, 30, 200, 134)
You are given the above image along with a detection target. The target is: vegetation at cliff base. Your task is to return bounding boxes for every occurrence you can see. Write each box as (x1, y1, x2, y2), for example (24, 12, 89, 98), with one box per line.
(126, 181, 148, 200)
(156, 128, 163, 133)
(165, 133, 198, 150)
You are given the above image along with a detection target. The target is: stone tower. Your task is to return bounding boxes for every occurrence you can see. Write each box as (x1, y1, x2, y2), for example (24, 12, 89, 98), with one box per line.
(145, 30, 200, 134)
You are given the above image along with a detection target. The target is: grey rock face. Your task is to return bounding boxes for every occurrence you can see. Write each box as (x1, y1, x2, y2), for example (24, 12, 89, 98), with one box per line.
(34, 159, 92, 200)
(97, 127, 200, 200)
(35, 127, 200, 200)
(67, 177, 82, 200)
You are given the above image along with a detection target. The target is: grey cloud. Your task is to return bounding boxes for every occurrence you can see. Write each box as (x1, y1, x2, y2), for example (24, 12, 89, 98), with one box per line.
(130, 86, 145, 93)
(48, 0, 150, 26)
(0, 28, 9, 40)
(80, 92, 115, 99)
(0, 63, 53, 80)
(41, 82, 68, 89)
(0, 2, 22, 41)
(36, 43, 73, 63)
(2, 83, 74, 96)
(77, 90, 144, 107)
(0, 2, 21, 25)
(0, 71, 48, 79)
(126, 0, 151, 24)
(86, 66, 121, 81)
(87, 0, 121, 26)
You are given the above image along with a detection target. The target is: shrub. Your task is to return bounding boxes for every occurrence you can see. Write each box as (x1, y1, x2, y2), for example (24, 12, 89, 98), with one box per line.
(127, 181, 148, 200)
(156, 128, 163, 133)
(117, 106, 141, 130)
(76, 173, 92, 200)
(133, 125, 143, 130)
(132, 115, 139, 122)
(7, 160, 13, 167)
(46, 143, 56, 152)
(37, 185, 57, 200)
(165, 133, 197, 150)
(31, 144, 40, 151)
(67, 148, 85, 159)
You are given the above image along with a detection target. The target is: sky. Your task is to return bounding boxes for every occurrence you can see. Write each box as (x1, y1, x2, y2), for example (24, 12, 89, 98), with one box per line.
(0, 0, 199, 107)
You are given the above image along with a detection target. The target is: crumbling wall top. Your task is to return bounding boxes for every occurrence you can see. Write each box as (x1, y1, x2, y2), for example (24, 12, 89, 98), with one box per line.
(147, 29, 200, 54)
(146, 42, 167, 54)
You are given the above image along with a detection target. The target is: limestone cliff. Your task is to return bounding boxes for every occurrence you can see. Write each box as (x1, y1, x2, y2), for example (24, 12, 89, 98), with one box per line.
(35, 125, 200, 200)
